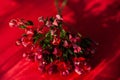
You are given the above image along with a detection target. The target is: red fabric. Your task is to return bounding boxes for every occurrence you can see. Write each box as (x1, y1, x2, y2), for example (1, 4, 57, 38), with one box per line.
(0, 0, 120, 80)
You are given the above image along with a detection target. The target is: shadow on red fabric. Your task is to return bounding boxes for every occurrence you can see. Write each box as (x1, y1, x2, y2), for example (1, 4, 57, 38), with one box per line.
(0, 0, 120, 80)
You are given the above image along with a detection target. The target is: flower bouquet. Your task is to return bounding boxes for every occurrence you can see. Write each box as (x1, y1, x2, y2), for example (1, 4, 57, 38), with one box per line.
(9, 14, 97, 76)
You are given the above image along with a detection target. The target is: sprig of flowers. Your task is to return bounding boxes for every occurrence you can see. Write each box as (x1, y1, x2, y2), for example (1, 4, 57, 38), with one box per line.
(9, 14, 97, 75)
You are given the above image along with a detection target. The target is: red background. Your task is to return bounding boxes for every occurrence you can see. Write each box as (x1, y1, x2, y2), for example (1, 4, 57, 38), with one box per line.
(0, 0, 120, 80)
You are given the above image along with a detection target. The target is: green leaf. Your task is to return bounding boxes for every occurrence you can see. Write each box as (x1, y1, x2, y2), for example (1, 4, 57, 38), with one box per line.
(74, 53, 77, 57)
(45, 32, 52, 40)
(33, 31, 43, 43)
(44, 39, 50, 44)
(42, 44, 47, 49)
(20, 25, 26, 29)
(60, 29, 66, 38)
(68, 49, 74, 55)
(26, 20, 34, 25)
(58, 24, 62, 29)
(79, 50, 83, 54)
(63, 53, 67, 60)
(62, 50, 69, 61)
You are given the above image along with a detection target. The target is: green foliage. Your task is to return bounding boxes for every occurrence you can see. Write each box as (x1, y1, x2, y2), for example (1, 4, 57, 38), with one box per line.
(60, 29, 66, 38)
(45, 32, 53, 40)
(33, 31, 43, 43)
(42, 44, 47, 49)
(26, 20, 34, 25)
(41, 32, 53, 49)
(63, 52, 68, 61)
(20, 25, 26, 29)
(67, 49, 74, 55)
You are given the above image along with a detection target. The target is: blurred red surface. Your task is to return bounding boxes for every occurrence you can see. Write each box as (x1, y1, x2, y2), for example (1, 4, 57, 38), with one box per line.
(0, 0, 120, 80)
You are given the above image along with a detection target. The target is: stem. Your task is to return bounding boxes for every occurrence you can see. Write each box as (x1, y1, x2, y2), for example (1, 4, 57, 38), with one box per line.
(55, 0, 67, 15)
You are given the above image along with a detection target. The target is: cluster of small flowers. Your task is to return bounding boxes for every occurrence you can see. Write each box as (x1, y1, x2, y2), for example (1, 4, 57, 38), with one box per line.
(9, 14, 96, 76)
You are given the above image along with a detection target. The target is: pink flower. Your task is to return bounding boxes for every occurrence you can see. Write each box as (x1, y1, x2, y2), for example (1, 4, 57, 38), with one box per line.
(83, 65, 91, 71)
(69, 34, 72, 40)
(69, 34, 77, 43)
(73, 44, 81, 53)
(23, 53, 27, 58)
(16, 39, 21, 46)
(52, 36, 61, 45)
(53, 48, 58, 55)
(26, 30, 34, 35)
(53, 19, 58, 26)
(9, 19, 18, 27)
(63, 40, 69, 48)
(72, 38, 77, 43)
(74, 67, 82, 75)
(53, 48, 62, 56)
(38, 16, 44, 22)
(36, 26, 49, 34)
(69, 34, 81, 43)
(45, 21, 52, 27)
(34, 53, 42, 61)
(21, 37, 31, 47)
(76, 36, 80, 41)
(56, 14, 63, 20)
(17, 21, 24, 26)
(50, 30, 56, 36)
